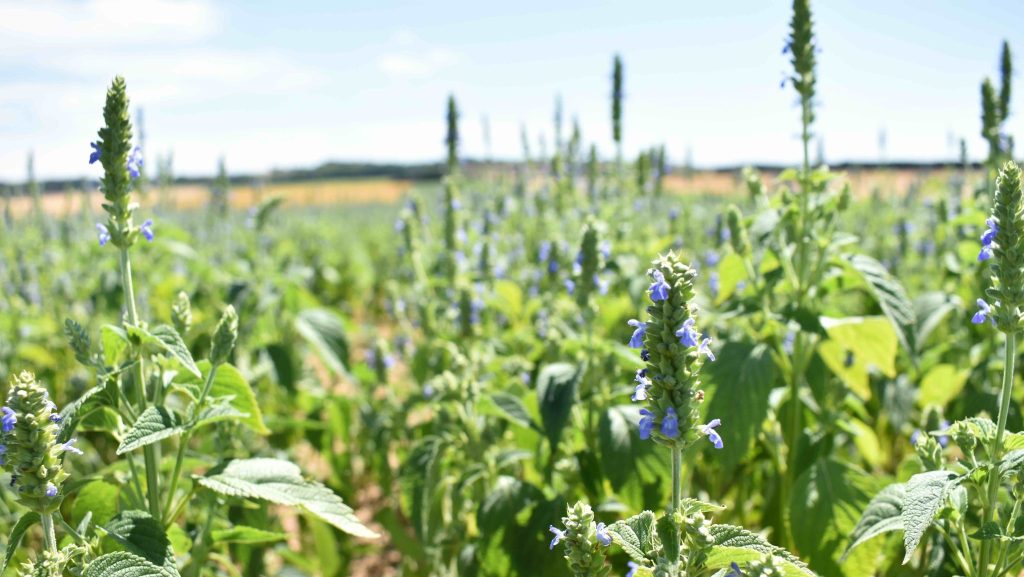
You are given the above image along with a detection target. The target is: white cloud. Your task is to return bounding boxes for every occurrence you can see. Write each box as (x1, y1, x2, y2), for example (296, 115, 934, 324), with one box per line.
(0, 0, 221, 51)
(376, 30, 462, 79)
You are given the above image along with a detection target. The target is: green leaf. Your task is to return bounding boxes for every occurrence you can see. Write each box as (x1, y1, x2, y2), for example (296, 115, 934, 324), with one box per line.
(294, 308, 349, 376)
(83, 552, 171, 577)
(117, 406, 183, 455)
(101, 325, 129, 368)
(535, 363, 580, 449)
(714, 252, 748, 304)
(599, 405, 641, 489)
(489, 392, 540, 431)
(842, 483, 906, 561)
(2, 512, 39, 575)
(789, 459, 883, 577)
(211, 526, 288, 545)
(656, 513, 680, 565)
(73, 480, 120, 527)
(127, 324, 200, 378)
(912, 292, 959, 352)
(173, 361, 269, 435)
(705, 342, 778, 469)
(917, 364, 969, 408)
(103, 510, 178, 575)
(901, 470, 962, 563)
(847, 254, 916, 354)
(197, 458, 378, 539)
(707, 524, 814, 577)
(818, 316, 897, 399)
(606, 511, 657, 563)
(476, 476, 540, 536)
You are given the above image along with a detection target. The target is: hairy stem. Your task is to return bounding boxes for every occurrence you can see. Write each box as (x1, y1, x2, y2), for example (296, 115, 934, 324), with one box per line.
(120, 247, 161, 519)
(979, 331, 1017, 577)
(40, 512, 57, 556)
(671, 444, 682, 512)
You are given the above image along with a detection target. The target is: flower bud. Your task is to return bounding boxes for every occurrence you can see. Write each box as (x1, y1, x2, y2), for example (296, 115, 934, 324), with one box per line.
(171, 291, 192, 336)
(2, 372, 79, 512)
(210, 305, 239, 366)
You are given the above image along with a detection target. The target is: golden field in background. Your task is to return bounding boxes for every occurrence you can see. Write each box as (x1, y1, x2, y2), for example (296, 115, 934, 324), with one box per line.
(5, 166, 985, 219)
(5, 177, 414, 218)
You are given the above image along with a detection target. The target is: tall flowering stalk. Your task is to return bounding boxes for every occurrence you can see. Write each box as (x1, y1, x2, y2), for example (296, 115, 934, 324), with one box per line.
(975, 161, 1024, 577)
(611, 55, 624, 165)
(630, 253, 720, 510)
(1, 372, 81, 558)
(91, 76, 162, 517)
(553, 253, 809, 577)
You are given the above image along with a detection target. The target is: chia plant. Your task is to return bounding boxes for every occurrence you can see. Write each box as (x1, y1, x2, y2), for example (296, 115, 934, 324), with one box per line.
(552, 252, 811, 577)
(2, 76, 377, 577)
(847, 162, 1024, 577)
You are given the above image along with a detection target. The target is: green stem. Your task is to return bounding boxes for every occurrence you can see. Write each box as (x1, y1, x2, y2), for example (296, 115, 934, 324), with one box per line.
(979, 331, 1017, 577)
(40, 512, 57, 555)
(54, 513, 86, 545)
(164, 363, 221, 523)
(671, 444, 682, 512)
(119, 247, 161, 520)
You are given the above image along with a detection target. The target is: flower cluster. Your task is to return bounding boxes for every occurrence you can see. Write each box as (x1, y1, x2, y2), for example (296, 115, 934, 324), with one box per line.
(626, 252, 722, 449)
(90, 77, 155, 250)
(549, 502, 612, 577)
(974, 162, 1024, 333)
(1, 372, 81, 512)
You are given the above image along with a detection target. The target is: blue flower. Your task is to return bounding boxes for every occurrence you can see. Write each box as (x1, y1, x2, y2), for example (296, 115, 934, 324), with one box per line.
(59, 438, 83, 455)
(632, 369, 650, 401)
(127, 146, 143, 179)
(599, 240, 612, 260)
(596, 522, 612, 546)
(699, 419, 724, 449)
(96, 223, 111, 246)
(0, 444, 6, 465)
(45, 483, 58, 497)
(632, 377, 650, 402)
(783, 329, 796, 354)
(675, 318, 699, 347)
(538, 241, 552, 262)
(394, 219, 405, 232)
(669, 207, 680, 221)
(595, 274, 609, 296)
(648, 270, 670, 301)
(89, 142, 101, 164)
(549, 525, 566, 550)
(1, 407, 16, 433)
(640, 349, 650, 362)
(982, 217, 999, 245)
(973, 299, 996, 326)
(704, 250, 720, 267)
(140, 219, 154, 242)
(709, 271, 720, 298)
(626, 561, 640, 577)
(698, 337, 716, 361)
(661, 408, 679, 438)
(565, 278, 576, 295)
(627, 319, 647, 348)
(727, 562, 743, 577)
(638, 409, 655, 440)
(979, 245, 994, 261)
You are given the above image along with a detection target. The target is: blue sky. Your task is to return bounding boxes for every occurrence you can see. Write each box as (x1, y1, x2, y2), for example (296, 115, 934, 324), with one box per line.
(0, 0, 1021, 181)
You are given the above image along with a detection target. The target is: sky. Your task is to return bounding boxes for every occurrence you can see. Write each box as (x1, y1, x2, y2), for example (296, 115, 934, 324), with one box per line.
(0, 0, 1022, 182)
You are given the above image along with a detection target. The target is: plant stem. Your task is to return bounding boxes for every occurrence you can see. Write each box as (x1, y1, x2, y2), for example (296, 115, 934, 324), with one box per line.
(40, 512, 57, 555)
(164, 363, 221, 523)
(119, 247, 161, 519)
(671, 444, 682, 512)
(979, 331, 1017, 577)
